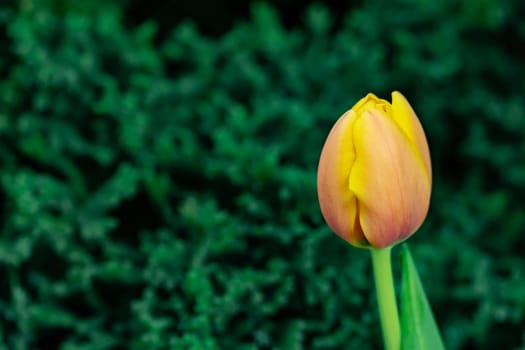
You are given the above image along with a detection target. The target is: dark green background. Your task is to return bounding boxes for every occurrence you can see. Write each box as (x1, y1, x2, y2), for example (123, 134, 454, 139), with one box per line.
(1, 0, 525, 349)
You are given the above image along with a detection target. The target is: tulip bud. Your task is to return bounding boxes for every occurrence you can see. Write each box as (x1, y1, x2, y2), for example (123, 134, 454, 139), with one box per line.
(317, 92, 431, 249)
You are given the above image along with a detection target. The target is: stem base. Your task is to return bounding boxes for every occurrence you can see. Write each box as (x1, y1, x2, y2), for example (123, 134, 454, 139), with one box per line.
(371, 247, 400, 350)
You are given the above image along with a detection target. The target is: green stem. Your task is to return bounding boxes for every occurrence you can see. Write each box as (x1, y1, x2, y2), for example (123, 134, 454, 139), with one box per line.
(371, 247, 400, 350)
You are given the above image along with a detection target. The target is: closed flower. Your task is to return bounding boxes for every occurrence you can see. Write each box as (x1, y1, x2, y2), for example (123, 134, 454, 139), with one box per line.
(317, 92, 432, 249)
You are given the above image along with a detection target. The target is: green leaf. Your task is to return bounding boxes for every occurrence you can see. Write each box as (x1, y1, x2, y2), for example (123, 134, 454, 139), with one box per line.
(400, 244, 446, 350)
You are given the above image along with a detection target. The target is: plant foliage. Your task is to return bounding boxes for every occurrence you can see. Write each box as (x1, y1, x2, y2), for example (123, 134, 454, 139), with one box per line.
(1, 0, 525, 349)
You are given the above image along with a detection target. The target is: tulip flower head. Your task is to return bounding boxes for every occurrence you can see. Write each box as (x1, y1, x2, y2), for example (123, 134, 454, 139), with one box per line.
(317, 92, 431, 249)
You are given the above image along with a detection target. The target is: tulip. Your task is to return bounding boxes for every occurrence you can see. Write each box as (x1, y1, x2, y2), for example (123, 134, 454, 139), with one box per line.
(317, 92, 431, 249)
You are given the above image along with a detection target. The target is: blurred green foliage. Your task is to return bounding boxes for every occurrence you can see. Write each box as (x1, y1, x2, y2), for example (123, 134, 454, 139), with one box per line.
(1, 0, 525, 349)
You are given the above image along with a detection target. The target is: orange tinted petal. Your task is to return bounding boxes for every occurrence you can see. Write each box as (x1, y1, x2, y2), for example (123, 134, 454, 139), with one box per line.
(391, 91, 432, 183)
(317, 110, 367, 246)
(348, 109, 431, 248)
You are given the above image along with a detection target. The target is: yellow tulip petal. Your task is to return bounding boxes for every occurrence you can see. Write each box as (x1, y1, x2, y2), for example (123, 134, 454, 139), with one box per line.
(391, 91, 432, 182)
(349, 109, 431, 248)
(353, 93, 391, 116)
(317, 110, 367, 246)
